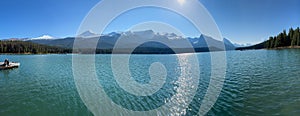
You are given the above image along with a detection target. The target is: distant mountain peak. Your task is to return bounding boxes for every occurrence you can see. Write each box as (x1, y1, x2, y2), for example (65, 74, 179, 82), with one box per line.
(223, 38, 232, 42)
(78, 30, 99, 37)
(132, 30, 155, 35)
(107, 32, 120, 36)
(233, 43, 252, 47)
(118, 30, 156, 39)
(30, 35, 56, 40)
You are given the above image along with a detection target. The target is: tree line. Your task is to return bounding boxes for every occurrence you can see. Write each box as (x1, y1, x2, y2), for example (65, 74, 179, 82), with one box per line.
(237, 27, 300, 50)
(0, 40, 72, 54)
(265, 27, 300, 48)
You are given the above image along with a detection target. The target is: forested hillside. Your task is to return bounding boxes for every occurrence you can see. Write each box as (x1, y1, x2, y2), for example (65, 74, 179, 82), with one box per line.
(0, 41, 71, 54)
(237, 27, 300, 50)
(265, 27, 300, 48)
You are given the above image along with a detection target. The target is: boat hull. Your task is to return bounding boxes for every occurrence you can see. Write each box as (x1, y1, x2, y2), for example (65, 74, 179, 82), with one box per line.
(0, 62, 20, 70)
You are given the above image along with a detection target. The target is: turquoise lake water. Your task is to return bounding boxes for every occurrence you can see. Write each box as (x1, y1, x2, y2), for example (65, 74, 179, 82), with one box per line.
(0, 49, 300, 115)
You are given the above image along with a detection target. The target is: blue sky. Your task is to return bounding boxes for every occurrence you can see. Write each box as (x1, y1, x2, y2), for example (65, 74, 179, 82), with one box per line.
(0, 0, 299, 44)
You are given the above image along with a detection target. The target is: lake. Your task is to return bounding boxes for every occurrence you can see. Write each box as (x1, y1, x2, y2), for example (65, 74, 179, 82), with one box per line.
(0, 49, 300, 115)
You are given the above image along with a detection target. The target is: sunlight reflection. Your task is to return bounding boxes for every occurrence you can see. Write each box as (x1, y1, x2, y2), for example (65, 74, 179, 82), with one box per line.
(164, 53, 199, 115)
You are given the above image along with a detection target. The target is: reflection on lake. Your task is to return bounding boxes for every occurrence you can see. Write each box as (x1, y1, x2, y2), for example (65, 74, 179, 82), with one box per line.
(0, 49, 300, 115)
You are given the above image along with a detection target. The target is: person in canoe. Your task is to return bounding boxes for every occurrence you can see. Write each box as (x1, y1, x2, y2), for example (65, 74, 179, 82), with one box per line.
(1, 59, 10, 67)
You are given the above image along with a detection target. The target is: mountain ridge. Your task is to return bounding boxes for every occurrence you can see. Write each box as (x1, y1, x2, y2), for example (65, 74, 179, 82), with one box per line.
(28, 30, 237, 51)
(2, 30, 239, 54)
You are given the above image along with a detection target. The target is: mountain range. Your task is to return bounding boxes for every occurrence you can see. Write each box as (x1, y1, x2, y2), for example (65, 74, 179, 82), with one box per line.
(4, 30, 240, 53)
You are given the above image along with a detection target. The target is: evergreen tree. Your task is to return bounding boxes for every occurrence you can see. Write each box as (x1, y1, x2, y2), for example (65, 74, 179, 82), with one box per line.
(282, 30, 289, 46)
(288, 28, 294, 45)
(291, 32, 298, 46)
(270, 36, 275, 48)
(297, 27, 300, 46)
(275, 34, 282, 47)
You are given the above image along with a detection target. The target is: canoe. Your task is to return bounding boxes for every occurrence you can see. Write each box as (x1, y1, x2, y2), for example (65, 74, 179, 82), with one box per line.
(0, 62, 20, 70)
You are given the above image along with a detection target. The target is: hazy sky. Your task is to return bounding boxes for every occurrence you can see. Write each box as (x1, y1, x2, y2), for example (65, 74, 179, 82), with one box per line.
(0, 0, 299, 44)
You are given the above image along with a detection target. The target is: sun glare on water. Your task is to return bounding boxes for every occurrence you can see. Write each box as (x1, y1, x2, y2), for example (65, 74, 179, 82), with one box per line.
(177, 0, 186, 5)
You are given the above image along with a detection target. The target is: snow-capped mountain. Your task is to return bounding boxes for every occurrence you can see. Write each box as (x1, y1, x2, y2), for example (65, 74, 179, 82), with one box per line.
(78, 30, 100, 37)
(106, 32, 120, 37)
(4, 35, 56, 41)
(28, 30, 237, 51)
(160, 32, 184, 40)
(223, 38, 236, 50)
(30, 35, 56, 40)
(234, 43, 252, 47)
(96, 30, 235, 50)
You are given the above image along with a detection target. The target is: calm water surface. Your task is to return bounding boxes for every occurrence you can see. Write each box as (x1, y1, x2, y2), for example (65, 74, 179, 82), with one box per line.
(0, 49, 300, 115)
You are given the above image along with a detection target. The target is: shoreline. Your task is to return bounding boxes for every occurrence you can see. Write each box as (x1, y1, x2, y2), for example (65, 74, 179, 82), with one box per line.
(237, 46, 300, 51)
(1, 47, 299, 55)
(0, 53, 71, 55)
(265, 46, 300, 50)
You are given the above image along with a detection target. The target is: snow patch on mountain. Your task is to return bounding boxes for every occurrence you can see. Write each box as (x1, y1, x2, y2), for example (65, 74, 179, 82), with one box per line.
(234, 43, 252, 47)
(29, 35, 56, 40)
